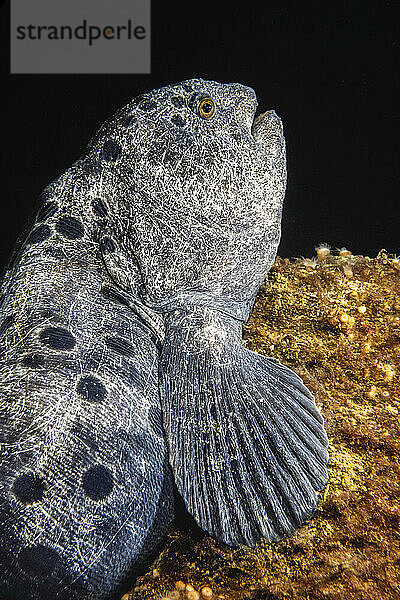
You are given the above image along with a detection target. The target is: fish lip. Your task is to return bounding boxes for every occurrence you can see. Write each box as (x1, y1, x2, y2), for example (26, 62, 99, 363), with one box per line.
(251, 109, 280, 142)
(251, 109, 268, 135)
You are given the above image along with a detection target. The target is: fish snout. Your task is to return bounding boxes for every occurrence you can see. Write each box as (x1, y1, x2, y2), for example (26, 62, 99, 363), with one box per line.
(251, 110, 285, 158)
(252, 109, 283, 140)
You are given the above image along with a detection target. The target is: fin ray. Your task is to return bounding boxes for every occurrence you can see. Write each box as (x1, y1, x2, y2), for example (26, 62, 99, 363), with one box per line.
(160, 312, 329, 547)
(249, 362, 329, 480)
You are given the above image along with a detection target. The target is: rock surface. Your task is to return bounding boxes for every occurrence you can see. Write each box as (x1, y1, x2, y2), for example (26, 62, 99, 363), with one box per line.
(123, 248, 400, 600)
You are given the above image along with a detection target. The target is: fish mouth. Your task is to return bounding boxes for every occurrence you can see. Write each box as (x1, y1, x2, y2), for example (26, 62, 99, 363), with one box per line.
(251, 109, 281, 141)
(232, 86, 283, 144)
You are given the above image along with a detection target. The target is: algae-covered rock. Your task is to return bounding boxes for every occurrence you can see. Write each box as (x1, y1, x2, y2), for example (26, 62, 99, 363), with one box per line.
(123, 248, 400, 600)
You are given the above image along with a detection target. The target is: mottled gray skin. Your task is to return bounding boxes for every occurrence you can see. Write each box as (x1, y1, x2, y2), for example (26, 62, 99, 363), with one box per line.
(0, 78, 329, 598)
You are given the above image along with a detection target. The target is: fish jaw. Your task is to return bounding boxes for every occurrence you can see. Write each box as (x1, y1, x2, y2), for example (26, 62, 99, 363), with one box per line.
(251, 109, 285, 158)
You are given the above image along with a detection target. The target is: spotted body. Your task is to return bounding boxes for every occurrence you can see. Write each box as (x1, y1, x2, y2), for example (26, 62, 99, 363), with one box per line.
(0, 154, 173, 598)
(0, 79, 329, 599)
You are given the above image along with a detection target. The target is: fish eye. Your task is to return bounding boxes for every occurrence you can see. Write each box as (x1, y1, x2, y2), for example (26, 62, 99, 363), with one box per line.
(198, 97, 215, 119)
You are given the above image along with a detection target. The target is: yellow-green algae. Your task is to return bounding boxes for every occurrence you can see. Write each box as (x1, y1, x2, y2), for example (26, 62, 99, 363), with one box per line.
(123, 249, 400, 600)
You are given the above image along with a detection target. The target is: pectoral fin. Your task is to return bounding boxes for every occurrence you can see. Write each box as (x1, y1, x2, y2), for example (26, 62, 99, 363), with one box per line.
(159, 309, 329, 546)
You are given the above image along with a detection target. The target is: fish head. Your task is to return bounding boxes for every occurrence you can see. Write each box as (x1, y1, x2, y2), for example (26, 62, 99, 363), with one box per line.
(86, 79, 287, 313)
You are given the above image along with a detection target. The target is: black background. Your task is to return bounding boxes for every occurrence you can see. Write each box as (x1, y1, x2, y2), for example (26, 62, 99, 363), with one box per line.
(1, 0, 399, 271)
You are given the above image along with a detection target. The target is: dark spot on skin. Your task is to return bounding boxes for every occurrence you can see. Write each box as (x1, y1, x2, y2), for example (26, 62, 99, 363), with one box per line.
(82, 465, 113, 500)
(138, 99, 157, 112)
(12, 471, 46, 504)
(91, 198, 108, 218)
(26, 224, 51, 245)
(0, 315, 14, 337)
(170, 95, 185, 109)
(101, 140, 122, 162)
(40, 326, 76, 350)
(100, 285, 130, 307)
(100, 237, 116, 254)
(37, 201, 58, 222)
(22, 354, 46, 368)
(77, 375, 106, 403)
(171, 115, 186, 128)
(122, 115, 137, 127)
(55, 216, 84, 240)
(105, 335, 135, 358)
(19, 544, 61, 575)
(182, 83, 193, 92)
